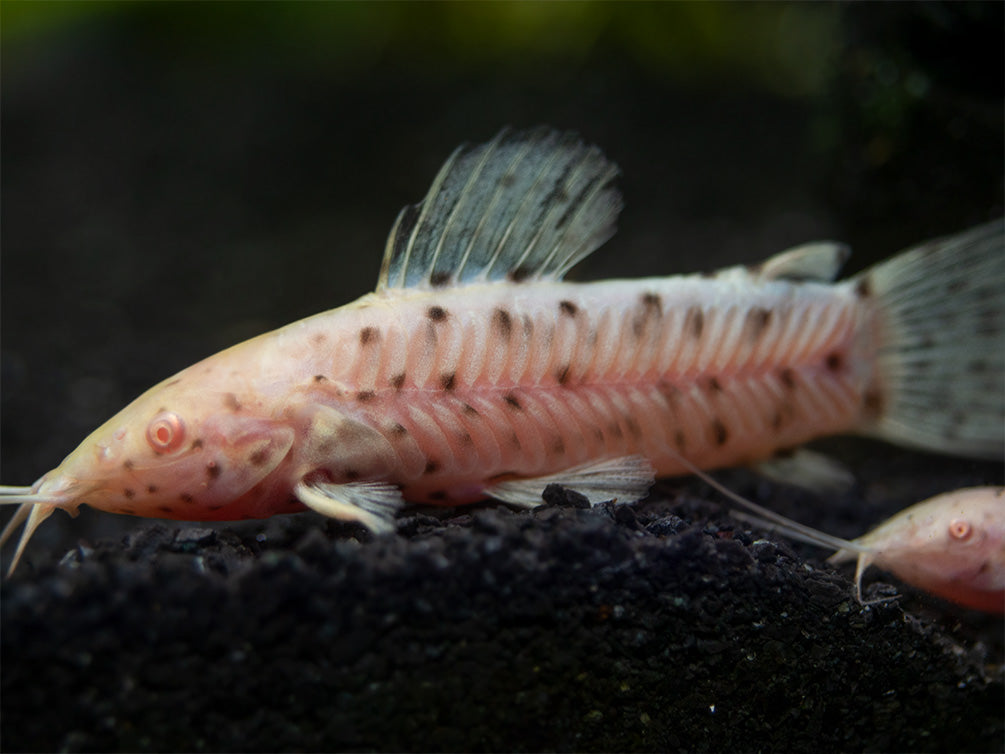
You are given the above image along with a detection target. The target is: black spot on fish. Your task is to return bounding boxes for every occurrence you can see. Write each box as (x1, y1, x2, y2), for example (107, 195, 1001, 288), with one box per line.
(771, 411, 784, 431)
(180, 493, 194, 503)
(427, 490, 448, 501)
(633, 293, 663, 336)
(206, 462, 221, 480)
(224, 393, 242, 412)
(208, 504, 226, 511)
(424, 460, 440, 475)
(158, 506, 174, 515)
(165, 378, 182, 388)
(343, 469, 361, 481)
(556, 364, 571, 385)
(711, 419, 729, 446)
(500, 171, 516, 187)
(312, 333, 327, 346)
(855, 277, 872, 298)
(123, 459, 135, 471)
(509, 432, 522, 450)
(705, 377, 723, 393)
(391, 373, 406, 390)
(462, 403, 479, 416)
(440, 372, 456, 391)
(504, 393, 522, 410)
(459, 430, 474, 446)
(508, 265, 533, 283)
(825, 351, 844, 372)
(685, 306, 705, 339)
(559, 300, 578, 317)
(429, 271, 452, 288)
(427, 306, 448, 322)
(625, 418, 643, 439)
(674, 430, 687, 451)
(390, 422, 408, 436)
(357, 390, 376, 402)
(779, 368, 797, 390)
(745, 307, 772, 342)
(551, 436, 566, 455)
(124, 488, 135, 499)
(657, 380, 681, 403)
(493, 308, 513, 338)
(314, 374, 327, 382)
(608, 422, 623, 440)
(863, 387, 884, 418)
(147, 485, 158, 494)
(359, 327, 379, 345)
(969, 359, 991, 373)
(249, 448, 271, 466)
(190, 439, 204, 450)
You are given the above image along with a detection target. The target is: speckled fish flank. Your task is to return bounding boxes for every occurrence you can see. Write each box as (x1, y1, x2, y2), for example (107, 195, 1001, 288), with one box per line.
(2, 127, 1003, 573)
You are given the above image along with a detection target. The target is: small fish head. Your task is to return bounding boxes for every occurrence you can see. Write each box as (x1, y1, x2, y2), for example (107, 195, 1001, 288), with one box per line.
(861, 487, 1005, 611)
(34, 377, 296, 519)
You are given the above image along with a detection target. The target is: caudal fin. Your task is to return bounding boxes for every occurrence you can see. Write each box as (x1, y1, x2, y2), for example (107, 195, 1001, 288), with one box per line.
(856, 219, 1004, 459)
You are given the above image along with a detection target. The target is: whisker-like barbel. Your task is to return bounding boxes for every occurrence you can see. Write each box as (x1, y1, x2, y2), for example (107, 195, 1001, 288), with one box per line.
(0, 486, 36, 496)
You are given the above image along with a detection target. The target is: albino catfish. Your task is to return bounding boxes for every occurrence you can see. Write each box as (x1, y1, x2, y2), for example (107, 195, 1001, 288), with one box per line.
(2, 127, 1003, 576)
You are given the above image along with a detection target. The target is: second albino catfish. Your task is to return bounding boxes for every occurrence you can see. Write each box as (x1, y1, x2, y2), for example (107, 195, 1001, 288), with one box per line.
(2, 127, 1003, 583)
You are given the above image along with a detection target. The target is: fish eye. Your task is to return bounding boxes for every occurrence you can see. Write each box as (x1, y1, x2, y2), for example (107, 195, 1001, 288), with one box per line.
(147, 411, 186, 453)
(948, 518, 972, 541)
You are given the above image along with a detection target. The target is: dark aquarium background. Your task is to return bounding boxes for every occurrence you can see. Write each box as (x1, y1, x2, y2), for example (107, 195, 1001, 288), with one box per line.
(2, 4, 1002, 752)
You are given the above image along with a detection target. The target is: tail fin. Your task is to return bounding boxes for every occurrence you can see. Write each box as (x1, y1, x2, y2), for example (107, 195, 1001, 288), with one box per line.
(856, 219, 1004, 459)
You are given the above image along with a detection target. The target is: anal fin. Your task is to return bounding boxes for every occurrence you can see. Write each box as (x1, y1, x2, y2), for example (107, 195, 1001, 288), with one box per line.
(295, 480, 404, 534)
(485, 455, 656, 508)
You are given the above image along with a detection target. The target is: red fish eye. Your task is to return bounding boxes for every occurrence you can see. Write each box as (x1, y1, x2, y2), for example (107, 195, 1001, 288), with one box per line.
(948, 519, 972, 541)
(147, 411, 185, 453)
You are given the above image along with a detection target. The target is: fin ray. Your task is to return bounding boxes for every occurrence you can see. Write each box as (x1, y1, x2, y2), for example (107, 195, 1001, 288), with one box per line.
(858, 219, 1005, 458)
(377, 127, 622, 291)
(485, 455, 655, 508)
(295, 480, 404, 534)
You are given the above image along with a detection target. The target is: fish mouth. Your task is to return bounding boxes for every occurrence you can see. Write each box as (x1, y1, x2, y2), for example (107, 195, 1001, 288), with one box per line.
(0, 472, 92, 575)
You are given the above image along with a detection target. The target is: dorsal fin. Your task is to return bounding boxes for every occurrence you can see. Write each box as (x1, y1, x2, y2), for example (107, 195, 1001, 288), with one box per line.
(376, 127, 622, 291)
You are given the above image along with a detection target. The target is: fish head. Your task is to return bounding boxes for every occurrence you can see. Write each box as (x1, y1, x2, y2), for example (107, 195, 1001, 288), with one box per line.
(35, 375, 296, 518)
(857, 487, 1005, 612)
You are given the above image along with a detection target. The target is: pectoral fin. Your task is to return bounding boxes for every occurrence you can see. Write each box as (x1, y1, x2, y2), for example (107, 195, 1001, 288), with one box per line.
(485, 455, 655, 508)
(295, 480, 404, 534)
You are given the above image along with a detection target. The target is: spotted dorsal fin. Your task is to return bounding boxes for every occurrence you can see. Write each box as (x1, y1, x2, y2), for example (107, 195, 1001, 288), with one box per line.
(377, 127, 622, 291)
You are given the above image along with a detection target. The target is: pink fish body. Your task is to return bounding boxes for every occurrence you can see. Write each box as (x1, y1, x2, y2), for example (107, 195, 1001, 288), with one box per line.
(2, 128, 1003, 573)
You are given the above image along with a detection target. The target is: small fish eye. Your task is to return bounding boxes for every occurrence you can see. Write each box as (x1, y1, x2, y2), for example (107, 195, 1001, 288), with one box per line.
(147, 411, 186, 453)
(948, 519, 972, 541)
